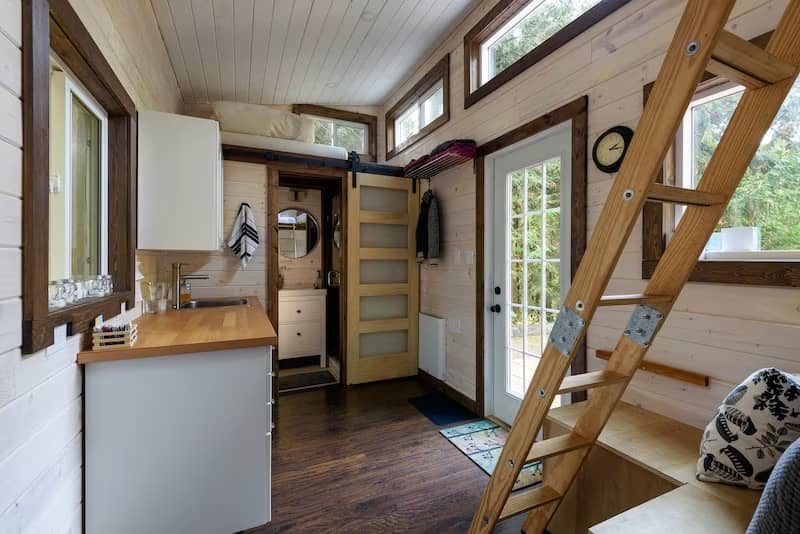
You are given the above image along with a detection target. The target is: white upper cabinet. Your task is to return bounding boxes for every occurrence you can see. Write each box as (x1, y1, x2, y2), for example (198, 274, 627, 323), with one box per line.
(138, 110, 222, 250)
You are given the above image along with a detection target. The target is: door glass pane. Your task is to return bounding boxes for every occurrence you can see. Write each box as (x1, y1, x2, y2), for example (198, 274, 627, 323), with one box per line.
(545, 261, 560, 309)
(510, 261, 524, 304)
(511, 217, 524, 259)
(545, 211, 560, 259)
(510, 305, 524, 352)
(504, 156, 563, 405)
(511, 170, 524, 215)
(526, 261, 542, 308)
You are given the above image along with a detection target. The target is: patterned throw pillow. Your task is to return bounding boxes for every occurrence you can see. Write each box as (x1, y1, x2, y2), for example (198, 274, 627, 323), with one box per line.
(697, 368, 800, 490)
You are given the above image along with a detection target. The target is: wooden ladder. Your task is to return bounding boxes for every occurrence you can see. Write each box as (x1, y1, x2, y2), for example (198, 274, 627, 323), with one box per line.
(470, 1, 800, 532)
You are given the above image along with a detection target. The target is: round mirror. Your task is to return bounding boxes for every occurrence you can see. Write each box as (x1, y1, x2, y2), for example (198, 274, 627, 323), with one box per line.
(278, 208, 319, 259)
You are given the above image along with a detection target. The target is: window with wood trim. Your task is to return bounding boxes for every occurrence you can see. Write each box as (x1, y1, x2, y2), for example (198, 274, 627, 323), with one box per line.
(463, 0, 630, 108)
(642, 32, 800, 287)
(23, 0, 137, 353)
(385, 55, 450, 160)
(292, 104, 377, 161)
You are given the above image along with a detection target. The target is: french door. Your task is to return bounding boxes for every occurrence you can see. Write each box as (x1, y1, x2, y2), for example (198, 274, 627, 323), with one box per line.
(489, 124, 572, 425)
(346, 173, 419, 384)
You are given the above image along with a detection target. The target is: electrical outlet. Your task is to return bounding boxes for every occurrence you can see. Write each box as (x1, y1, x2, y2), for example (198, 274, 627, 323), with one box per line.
(447, 318, 462, 334)
(464, 251, 475, 265)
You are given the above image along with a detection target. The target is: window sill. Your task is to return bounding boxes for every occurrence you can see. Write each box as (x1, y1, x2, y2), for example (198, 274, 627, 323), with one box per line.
(703, 250, 800, 261)
(642, 259, 800, 287)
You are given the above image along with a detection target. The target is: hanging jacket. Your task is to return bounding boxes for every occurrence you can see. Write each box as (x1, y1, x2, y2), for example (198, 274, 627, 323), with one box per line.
(416, 190, 441, 265)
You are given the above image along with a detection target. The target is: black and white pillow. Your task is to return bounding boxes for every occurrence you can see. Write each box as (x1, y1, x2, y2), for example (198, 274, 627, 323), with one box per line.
(697, 368, 800, 490)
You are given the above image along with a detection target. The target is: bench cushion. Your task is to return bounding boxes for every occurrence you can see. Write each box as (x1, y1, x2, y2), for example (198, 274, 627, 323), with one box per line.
(697, 368, 800, 489)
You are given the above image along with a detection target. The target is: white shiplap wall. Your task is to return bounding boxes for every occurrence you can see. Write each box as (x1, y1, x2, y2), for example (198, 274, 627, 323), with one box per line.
(385, 0, 799, 428)
(0, 2, 83, 531)
(154, 160, 268, 306)
(0, 1, 181, 531)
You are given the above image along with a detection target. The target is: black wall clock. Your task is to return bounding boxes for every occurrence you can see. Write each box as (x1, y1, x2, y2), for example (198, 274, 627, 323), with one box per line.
(592, 125, 634, 173)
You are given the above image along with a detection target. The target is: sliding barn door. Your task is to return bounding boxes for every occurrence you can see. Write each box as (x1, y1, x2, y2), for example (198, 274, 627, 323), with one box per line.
(346, 173, 419, 384)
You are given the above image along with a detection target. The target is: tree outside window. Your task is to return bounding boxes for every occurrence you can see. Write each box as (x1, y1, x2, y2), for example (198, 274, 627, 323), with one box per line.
(684, 77, 800, 254)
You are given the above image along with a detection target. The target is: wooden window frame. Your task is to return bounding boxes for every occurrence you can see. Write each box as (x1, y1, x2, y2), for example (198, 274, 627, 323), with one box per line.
(22, 0, 137, 353)
(641, 32, 800, 288)
(475, 95, 589, 413)
(291, 104, 378, 162)
(385, 54, 450, 160)
(463, 0, 630, 109)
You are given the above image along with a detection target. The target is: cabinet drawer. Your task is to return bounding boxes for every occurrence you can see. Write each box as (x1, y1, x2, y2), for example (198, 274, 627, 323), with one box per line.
(279, 299, 321, 323)
(279, 322, 322, 357)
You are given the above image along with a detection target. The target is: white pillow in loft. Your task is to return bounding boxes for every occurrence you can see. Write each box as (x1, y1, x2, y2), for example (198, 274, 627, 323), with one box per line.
(211, 101, 301, 140)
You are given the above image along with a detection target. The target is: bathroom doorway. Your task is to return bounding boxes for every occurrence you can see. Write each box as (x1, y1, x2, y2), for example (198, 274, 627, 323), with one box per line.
(271, 171, 347, 393)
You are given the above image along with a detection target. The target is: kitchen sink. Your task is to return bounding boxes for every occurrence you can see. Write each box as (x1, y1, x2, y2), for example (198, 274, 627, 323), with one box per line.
(182, 298, 250, 309)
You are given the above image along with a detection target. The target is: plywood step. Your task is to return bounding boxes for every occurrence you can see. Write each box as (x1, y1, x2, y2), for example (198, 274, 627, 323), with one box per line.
(498, 485, 561, 520)
(524, 433, 592, 465)
(558, 371, 627, 394)
(598, 294, 672, 307)
(709, 30, 795, 88)
(647, 184, 725, 206)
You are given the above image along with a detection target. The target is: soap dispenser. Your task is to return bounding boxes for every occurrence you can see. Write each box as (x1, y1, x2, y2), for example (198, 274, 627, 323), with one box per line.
(179, 280, 192, 305)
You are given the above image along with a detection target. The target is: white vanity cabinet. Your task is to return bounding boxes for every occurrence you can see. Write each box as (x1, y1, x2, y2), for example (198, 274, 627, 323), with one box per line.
(137, 110, 223, 250)
(278, 289, 327, 366)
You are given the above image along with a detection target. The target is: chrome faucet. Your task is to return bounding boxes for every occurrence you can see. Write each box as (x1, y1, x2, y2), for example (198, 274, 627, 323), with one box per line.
(171, 263, 209, 310)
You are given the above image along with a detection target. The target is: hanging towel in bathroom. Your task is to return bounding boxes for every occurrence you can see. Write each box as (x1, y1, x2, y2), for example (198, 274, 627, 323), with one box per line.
(416, 190, 441, 265)
(228, 202, 260, 268)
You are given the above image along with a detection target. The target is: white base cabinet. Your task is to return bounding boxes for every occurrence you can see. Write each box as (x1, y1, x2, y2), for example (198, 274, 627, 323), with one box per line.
(85, 347, 272, 534)
(278, 289, 327, 366)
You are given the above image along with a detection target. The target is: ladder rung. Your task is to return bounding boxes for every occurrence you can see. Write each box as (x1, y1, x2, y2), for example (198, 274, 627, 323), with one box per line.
(711, 30, 795, 87)
(524, 433, 592, 465)
(558, 370, 627, 394)
(598, 293, 672, 307)
(707, 58, 767, 89)
(499, 485, 561, 520)
(647, 184, 725, 206)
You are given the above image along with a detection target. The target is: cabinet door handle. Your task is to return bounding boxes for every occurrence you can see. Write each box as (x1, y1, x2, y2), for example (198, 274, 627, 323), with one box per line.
(296, 309, 302, 314)
(296, 332, 302, 336)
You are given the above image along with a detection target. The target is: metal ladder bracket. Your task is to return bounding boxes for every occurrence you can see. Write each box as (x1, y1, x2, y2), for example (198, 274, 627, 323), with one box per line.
(548, 306, 585, 356)
(623, 305, 664, 347)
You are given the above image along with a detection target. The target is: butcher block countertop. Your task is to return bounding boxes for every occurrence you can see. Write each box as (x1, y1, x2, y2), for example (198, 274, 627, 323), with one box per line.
(77, 297, 277, 364)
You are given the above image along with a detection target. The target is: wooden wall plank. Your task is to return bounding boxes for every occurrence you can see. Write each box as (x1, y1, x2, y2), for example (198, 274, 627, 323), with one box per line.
(0, 0, 21, 47)
(385, 0, 796, 425)
(0, 32, 21, 96)
(0, 139, 20, 197)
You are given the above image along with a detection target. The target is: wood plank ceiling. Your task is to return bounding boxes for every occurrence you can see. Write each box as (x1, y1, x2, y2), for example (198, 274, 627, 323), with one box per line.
(150, 0, 478, 106)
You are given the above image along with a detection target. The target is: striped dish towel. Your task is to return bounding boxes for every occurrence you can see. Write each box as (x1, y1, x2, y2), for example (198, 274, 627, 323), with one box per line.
(228, 202, 259, 268)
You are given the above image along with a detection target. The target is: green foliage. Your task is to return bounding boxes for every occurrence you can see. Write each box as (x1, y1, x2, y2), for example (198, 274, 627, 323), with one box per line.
(692, 78, 800, 250)
(508, 160, 562, 354)
(490, 0, 600, 77)
(313, 119, 365, 153)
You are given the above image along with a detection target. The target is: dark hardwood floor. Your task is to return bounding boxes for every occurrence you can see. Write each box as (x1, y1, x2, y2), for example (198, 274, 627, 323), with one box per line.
(254, 378, 524, 533)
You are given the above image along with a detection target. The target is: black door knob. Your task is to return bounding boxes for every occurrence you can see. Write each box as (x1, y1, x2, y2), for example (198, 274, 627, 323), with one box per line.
(490, 304, 502, 313)
(494, 286, 501, 295)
